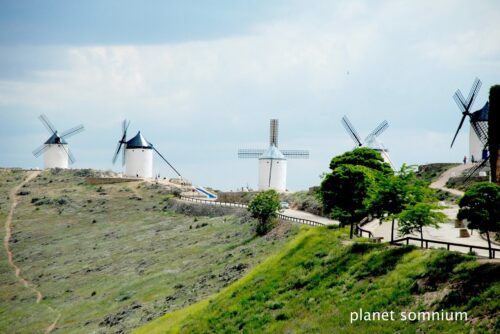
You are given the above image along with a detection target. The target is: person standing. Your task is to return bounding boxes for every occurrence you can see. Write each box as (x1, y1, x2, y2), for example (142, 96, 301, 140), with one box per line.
(463, 155, 467, 164)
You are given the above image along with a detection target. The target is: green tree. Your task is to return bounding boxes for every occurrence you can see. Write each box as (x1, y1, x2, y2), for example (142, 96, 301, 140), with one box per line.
(398, 203, 446, 247)
(458, 182, 500, 259)
(369, 164, 432, 242)
(248, 190, 281, 235)
(320, 164, 376, 238)
(329, 147, 393, 175)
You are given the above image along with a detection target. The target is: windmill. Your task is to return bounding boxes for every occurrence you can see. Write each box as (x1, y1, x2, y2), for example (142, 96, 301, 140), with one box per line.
(112, 120, 182, 179)
(341, 115, 394, 169)
(32, 114, 84, 169)
(238, 119, 309, 192)
(450, 77, 489, 162)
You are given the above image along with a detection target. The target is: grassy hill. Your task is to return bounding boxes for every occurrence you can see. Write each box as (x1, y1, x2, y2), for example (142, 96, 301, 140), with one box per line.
(136, 227, 499, 334)
(0, 169, 298, 333)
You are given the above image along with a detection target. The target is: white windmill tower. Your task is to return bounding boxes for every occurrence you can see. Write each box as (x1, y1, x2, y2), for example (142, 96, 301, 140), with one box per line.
(112, 120, 182, 179)
(341, 115, 395, 169)
(32, 114, 84, 169)
(238, 119, 309, 192)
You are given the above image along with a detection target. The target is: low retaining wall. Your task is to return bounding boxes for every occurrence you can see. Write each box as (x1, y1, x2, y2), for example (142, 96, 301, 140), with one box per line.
(85, 177, 140, 185)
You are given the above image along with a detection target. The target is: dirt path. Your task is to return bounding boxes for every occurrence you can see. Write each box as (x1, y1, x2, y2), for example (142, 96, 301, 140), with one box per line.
(429, 163, 473, 197)
(3, 171, 61, 333)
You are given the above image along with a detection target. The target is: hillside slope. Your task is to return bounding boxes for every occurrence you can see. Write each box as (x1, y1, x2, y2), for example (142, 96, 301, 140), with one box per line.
(0, 169, 298, 333)
(136, 227, 499, 334)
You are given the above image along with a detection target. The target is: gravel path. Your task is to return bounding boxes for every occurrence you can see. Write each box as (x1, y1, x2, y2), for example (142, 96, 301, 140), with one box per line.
(363, 164, 497, 258)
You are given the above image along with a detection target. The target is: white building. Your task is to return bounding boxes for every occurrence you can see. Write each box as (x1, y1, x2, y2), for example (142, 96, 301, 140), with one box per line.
(258, 146, 287, 191)
(43, 133, 69, 169)
(124, 131, 153, 178)
(469, 102, 489, 162)
(238, 119, 309, 192)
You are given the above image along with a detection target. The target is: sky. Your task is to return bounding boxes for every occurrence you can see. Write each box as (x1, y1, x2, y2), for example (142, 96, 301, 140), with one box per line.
(1, 0, 499, 191)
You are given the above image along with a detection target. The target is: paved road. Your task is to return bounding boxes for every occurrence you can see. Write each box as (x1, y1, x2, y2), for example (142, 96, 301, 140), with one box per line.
(179, 197, 339, 226)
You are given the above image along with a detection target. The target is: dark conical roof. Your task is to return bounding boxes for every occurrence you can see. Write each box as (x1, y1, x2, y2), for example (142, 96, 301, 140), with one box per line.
(44, 132, 67, 145)
(126, 131, 152, 149)
(471, 102, 489, 122)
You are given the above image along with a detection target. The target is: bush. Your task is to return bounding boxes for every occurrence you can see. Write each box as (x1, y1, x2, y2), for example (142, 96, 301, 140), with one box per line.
(248, 190, 280, 236)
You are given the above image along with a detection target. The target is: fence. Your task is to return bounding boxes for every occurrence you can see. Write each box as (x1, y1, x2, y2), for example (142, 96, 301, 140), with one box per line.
(391, 236, 500, 259)
(179, 196, 325, 227)
(356, 217, 374, 239)
(277, 213, 325, 227)
(180, 196, 247, 208)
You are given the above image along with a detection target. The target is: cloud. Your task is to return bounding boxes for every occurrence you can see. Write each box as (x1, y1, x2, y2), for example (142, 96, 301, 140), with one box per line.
(1, 0, 499, 190)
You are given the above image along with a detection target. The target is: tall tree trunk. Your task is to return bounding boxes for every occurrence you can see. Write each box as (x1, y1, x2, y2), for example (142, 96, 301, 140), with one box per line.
(349, 222, 354, 239)
(486, 231, 492, 259)
(391, 218, 395, 242)
(420, 228, 424, 248)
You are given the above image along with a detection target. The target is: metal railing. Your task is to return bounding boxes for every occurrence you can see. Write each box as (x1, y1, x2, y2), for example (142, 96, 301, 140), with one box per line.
(357, 227, 374, 239)
(277, 213, 325, 227)
(391, 236, 500, 259)
(180, 196, 247, 208)
(179, 196, 325, 227)
(356, 217, 374, 239)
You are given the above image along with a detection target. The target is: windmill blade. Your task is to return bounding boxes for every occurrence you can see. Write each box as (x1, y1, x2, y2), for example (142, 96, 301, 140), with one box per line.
(463, 158, 488, 184)
(270, 119, 279, 147)
(112, 119, 130, 164)
(153, 147, 182, 177)
(268, 157, 273, 188)
(38, 114, 57, 134)
(465, 78, 481, 109)
(341, 115, 362, 146)
(365, 120, 388, 143)
(59, 144, 75, 164)
(112, 141, 124, 164)
(453, 90, 467, 112)
(60, 124, 84, 139)
(450, 114, 467, 148)
(282, 150, 309, 159)
(122, 119, 130, 137)
(238, 149, 266, 158)
(470, 121, 489, 144)
(32, 144, 49, 157)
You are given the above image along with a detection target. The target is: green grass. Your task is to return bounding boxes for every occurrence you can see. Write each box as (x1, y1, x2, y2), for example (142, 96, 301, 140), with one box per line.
(135, 227, 499, 333)
(0, 169, 298, 333)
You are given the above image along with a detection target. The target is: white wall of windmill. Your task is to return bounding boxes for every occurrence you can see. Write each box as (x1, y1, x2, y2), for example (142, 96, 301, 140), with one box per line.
(367, 139, 395, 170)
(43, 144, 69, 169)
(125, 148, 153, 178)
(258, 158, 287, 192)
(469, 123, 487, 162)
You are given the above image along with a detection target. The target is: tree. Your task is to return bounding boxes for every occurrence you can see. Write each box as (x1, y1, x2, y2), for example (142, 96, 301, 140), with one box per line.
(320, 164, 376, 238)
(398, 203, 446, 247)
(329, 147, 393, 175)
(458, 182, 500, 259)
(369, 164, 432, 242)
(248, 190, 281, 235)
(488, 85, 500, 184)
